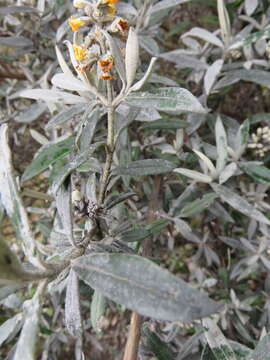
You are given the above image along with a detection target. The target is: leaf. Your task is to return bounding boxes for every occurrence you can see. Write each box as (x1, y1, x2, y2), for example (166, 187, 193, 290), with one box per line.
(160, 51, 208, 70)
(143, 118, 187, 129)
(55, 45, 74, 77)
(51, 73, 91, 93)
(174, 168, 213, 183)
(119, 219, 169, 242)
(14, 103, 47, 123)
(217, 0, 231, 47)
(150, 0, 190, 20)
(0, 125, 37, 263)
(65, 269, 82, 337)
(211, 183, 270, 225)
(204, 59, 224, 95)
(126, 87, 206, 114)
(142, 324, 174, 360)
(183, 27, 224, 48)
(215, 116, 228, 174)
(240, 162, 270, 183)
(20, 89, 87, 104)
(51, 146, 98, 195)
(45, 105, 87, 130)
(22, 136, 74, 182)
(215, 69, 270, 90)
(78, 106, 100, 151)
(125, 27, 139, 89)
(234, 119, 250, 159)
(179, 193, 217, 218)
(245, 0, 258, 16)
(0, 313, 23, 347)
(72, 253, 222, 322)
(13, 289, 42, 360)
(91, 290, 106, 333)
(247, 334, 270, 360)
(219, 162, 237, 184)
(203, 318, 237, 360)
(0, 36, 33, 48)
(113, 159, 175, 176)
(230, 28, 270, 50)
(130, 57, 157, 92)
(139, 36, 160, 56)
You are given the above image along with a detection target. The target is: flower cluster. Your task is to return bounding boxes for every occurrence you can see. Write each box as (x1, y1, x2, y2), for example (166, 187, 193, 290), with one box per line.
(67, 0, 129, 80)
(247, 126, 270, 158)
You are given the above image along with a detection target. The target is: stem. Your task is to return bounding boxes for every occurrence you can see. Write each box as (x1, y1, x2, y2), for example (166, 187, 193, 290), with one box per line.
(98, 80, 115, 205)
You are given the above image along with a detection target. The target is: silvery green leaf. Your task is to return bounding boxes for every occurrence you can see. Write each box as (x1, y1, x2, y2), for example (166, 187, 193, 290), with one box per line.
(215, 69, 270, 90)
(65, 269, 82, 337)
(193, 150, 216, 178)
(204, 59, 224, 95)
(56, 182, 75, 246)
(20, 89, 87, 104)
(240, 162, 270, 184)
(234, 119, 249, 159)
(229, 28, 270, 51)
(245, 0, 258, 16)
(51, 146, 98, 195)
(101, 31, 126, 86)
(51, 73, 91, 93)
(211, 183, 270, 225)
(0, 125, 36, 263)
(150, 0, 190, 17)
(45, 105, 87, 130)
(160, 51, 208, 70)
(13, 290, 41, 360)
(14, 103, 47, 123)
(174, 168, 213, 183)
(55, 45, 74, 77)
(125, 27, 139, 89)
(72, 253, 221, 322)
(215, 116, 227, 174)
(117, 2, 138, 17)
(126, 87, 206, 114)
(217, 0, 231, 47)
(0, 284, 23, 301)
(179, 193, 217, 218)
(0, 36, 33, 48)
(0, 6, 38, 14)
(139, 35, 159, 55)
(219, 162, 237, 184)
(22, 136, 74, 181)
(130, 57, 157, 92)
(0, 313, 23, 347)
(203, 318, 237, 360)
(78, 106, 100, 151)
(247, 334, 270, 360)
(114, 159, 175, 176)
(182, 27, 224, 48)
(148, 74, 178, 87)
(91, 290, 106, 333)
(143, 118, 187, 129)
(135, 107, 161, 122)
(29, 129, 49, 146)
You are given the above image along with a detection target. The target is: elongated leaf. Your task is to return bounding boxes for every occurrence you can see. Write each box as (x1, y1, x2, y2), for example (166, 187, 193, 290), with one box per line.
(160, 51, 208, 70)
(0, 313, 23, 347)
(14, 103, 47, 123)
(119, 219, 169, 242)
(143, 118, 187, 129)
(229, 28, 270, 51)
(78, 106, 100, 151)
(126, 87, 206, 114)
(215, 116, 227, 174)
(174, 168, 213, 183)
(204, 59, 224, 95)
(45, 105, 87, 130)
(247, 334, 270, 360)
(219, 162, 237, 184)
(130, 57, 157, 92)
(215, 69, 270, 90)
(72, 253, 221, 322)
(0, 125, 36, 263)
(240, 162, 270, 183)
(65, 269, 82, 337)
(203, 318, 237, 360)
(0, 36, 33, 48)
(234, 119, 249, 159)
(91, 290, 106, 333)
(126, 27, 139, 89)
(211, 183, 270, 225)
(179, 193, 217, 218)
(22, 136, 74, 182)
(183, 27, 224, 48)
(51, 73, 91, 92)
(13, 289, 41, 360)
(114, 159, 175, 176)
(20, 89, 87, 104)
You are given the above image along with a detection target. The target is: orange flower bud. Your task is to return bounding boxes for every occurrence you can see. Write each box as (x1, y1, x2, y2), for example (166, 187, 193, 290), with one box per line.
(68, 16, 86, 31)
(98, 55, 114, 72)
(99, 72, 113, 80)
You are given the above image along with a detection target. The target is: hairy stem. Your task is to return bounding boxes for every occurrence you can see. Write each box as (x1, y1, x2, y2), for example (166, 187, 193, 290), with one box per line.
(98, 80, 115, 205)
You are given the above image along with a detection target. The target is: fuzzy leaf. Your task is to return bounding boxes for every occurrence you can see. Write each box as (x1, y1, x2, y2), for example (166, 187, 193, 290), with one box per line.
(91, 290, 106, 333)
(126, 87, 206, 114)
(20, 89, 87, 104)
(72, 253, 221, 322)
(179, 193, 217, 218)
(174, 168, 213, 183)
(125, 27, 139, 89)
(65, 269, 82, 337)
(22, 136, 74, 181)
(114, 159, 175, 176)
(183, 27, 224, 48)
(211, 183, 270, 225)
(247, 334, 270, 360)
(0, 313, 23, 347)
(240, 162, 270, 183)
(215, 116, 228, 174)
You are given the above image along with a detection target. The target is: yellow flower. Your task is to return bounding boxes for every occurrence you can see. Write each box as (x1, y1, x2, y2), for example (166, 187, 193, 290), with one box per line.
(73, 45, 87, 60)
(107, 4, 116, 15)
(68, 16, 86, 31)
